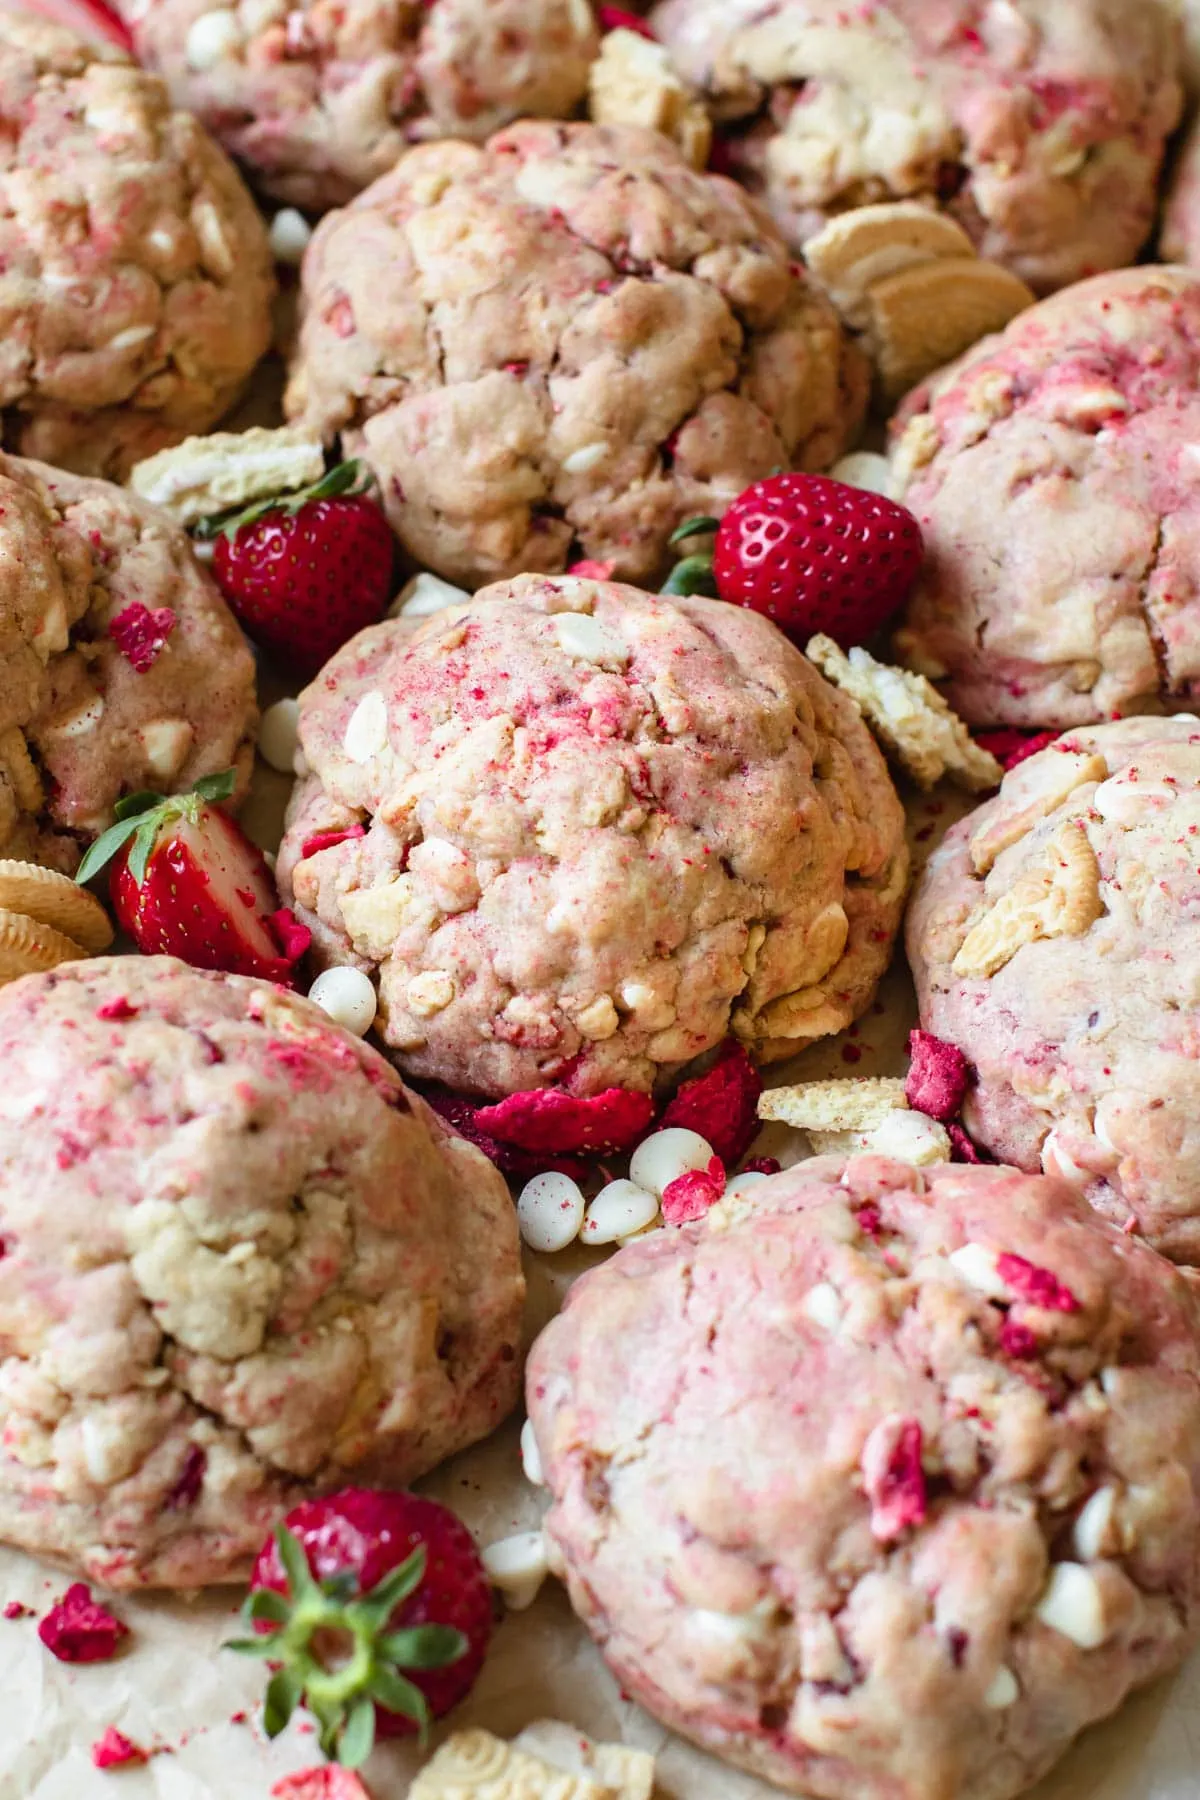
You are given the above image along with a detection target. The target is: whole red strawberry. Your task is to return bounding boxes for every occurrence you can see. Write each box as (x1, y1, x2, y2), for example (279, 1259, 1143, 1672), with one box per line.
(75, 772, 309, 983)
(231, 1489, 492, 1766)
(669, 473, 923, 649)
(207, 462, 395, 676)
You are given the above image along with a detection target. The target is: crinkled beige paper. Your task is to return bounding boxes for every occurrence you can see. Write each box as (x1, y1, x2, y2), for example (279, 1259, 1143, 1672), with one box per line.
(2, 603, 1197, 1800)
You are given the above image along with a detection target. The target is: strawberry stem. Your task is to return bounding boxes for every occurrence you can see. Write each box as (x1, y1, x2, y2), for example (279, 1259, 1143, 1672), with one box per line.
(661, 552, 719, 598)
(193, 460, 374, 542)
(75, 770, 237, 888)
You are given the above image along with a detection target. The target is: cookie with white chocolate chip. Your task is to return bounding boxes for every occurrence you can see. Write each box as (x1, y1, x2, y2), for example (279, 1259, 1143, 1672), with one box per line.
(908, 715, 1200, 1260)
(277, 573, 909, 1098)
(0, 451, 256, 868)
(527, 1154, 1200, 1800)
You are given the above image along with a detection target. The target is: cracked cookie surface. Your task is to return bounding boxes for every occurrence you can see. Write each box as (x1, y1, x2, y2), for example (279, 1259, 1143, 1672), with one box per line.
(527, 1154, 1200, 1800)
(276, 574, 908, 1098)
(116, 0, 599, 213)
(0, 451, 256, 867)
(908, 716, 1200, 1261)
(891, 266, 1200, 729)
(284, 119, 865, 589)
(0, 956, 523, 1589)
(0, 16, 274, 478)
(651, 0, 1180, 295)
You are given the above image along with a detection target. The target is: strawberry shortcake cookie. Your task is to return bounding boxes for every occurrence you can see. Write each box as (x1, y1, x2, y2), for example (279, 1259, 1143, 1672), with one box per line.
(115, 0, 600, 211)
(527, 1154, 1200, 1800)
(892, 266, 1200, 729)
(284, 120, 865, 588)
(276, 574, 909, 1098)
(650, 0, 1180, 296)
(907, 715, 1200, 1263)
(0, 451, 256, 869)
(0, 14, 274, 478)
(0, 956, 523, 1588)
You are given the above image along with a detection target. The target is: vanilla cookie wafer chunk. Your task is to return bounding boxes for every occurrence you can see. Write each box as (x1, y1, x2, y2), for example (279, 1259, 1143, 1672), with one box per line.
(409, 1727, 618, 1798)
(758, 1076, 908, 1132)
(952, 819, 1103, 979)
(0, 861, 112, 953)
(0, 908, 86, 983)
(514, 1722, 655, 1798)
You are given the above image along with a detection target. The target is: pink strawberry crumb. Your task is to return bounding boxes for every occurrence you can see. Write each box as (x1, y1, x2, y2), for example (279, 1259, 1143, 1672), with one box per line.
(299, 824, 367, 859)
(659, 1040, 762, 1165)
(905, 1029, 969, 1122)
(2, 1601, 30, 1619)
(661, 1156, 726, 1225)
(272, 1768, 372, 1800)
(107, 602, 177, 672)
(270, 908, 312, 963)
(598, 5, 656, 36)
(861, 1415, 926, 1542)
(948, 1123, 986, 1164)
(996, 1253, 1080, 1313)
(999, 1317, 1040, 1360)
(474, 1086, 654, 1155)
(566, 558, 617, 579)
(95, 997, 138, 1021)
(91, 1728, 146, 1770)
(974, 729, 1058, 772)
(38, 1584, 128, 1663)
(740, 1156, 781, 1176)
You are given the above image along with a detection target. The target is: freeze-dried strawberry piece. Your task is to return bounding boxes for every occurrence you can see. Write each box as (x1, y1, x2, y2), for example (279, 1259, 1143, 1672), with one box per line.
(999, 1317, 1039, 1360)
(659, 1041, 762, 1165)
(861, 1415, 926, 1542)
(566, 558, 617, 579)
(741, 1156, 781, 1176)
(166, 1444, 206, 1510)
(974, 729, 1058, 772)
(270, 907, 312, 963)
(2, 1601, 30, 1619)
(91, 1728, 146, 1770)
(474, 1086, 654, 1155)
(598, 5, 656, 37)
(661, 1155, 726, 1225)
(300, 824, 367, 859)
(948, 1123, 987, 1164)
(95, 997, 138, 1021)
(905, 1029, 969, 1123)
(427, 1093, 588, 1181)
(107, 601, 177, 672)
(272, 1769, 372, 1800)
(996, 1252, 1080, 1313)
(38, 1583, 128, 1663)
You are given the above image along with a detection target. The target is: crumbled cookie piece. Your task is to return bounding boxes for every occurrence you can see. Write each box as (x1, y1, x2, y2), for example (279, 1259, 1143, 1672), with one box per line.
(968, 746, 1108, 876)
(410, 1728, 616, 1798)
(807, 636, 1002, 792)
(514, 1721, 656, 1798)
(129, 427, 326, 529)
(952, 818, 1103, 979)
(758, 1076, 908, 1131)
(589, 28, 711, 168)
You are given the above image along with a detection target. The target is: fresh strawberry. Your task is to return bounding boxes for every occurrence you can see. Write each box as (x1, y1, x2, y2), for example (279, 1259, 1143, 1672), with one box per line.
(75, 772, 306, 983)
(231, 1489, 491, 1766)
(204, 462, 395, 677)
(661, 475, 923, 649)
(16, 0, 132, 50)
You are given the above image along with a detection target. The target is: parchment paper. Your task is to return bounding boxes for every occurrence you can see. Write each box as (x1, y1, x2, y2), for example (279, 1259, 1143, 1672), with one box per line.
(2, 544, 1198, 1800)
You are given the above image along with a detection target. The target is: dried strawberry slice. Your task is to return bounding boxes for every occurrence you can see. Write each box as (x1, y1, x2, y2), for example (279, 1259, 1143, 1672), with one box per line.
(905, 1029, 969, 1123)
(947, 1123, 987, 1164)
(269, 907, 312, 963)
(861, 1416, 926, 1542)
(996, 1252, 1080, 1313)
(473, 1086, 654, 1155)
(659, 1040, 762, 1165)
(38, 1583, 128, 1663)
(598, 5, 656, 36)
(91, 1728, 146, 1769)
(300, 825, 367, 858)
(661, 1156, 726, 1225)
(566, 558, 617, 579)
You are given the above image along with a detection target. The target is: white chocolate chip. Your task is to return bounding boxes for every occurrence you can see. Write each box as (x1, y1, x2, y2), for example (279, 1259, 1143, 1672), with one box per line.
(45, 695, 105, 739)
(108, 324, 155, 351)
(520, 1418, 545, 1487)
(723, 1170, 769, 1202)
(948, 1242, 1014, 1301)
(516, 1172, 586, 1254)
(268, 207, 313, 266)
(1091, 776, 1180, 825)
(561, 442, 608, 475)
(343, 691, 389, 763)
(257, 697, 301, 773)
(617, 978, 676, 1029)
(186, 8, 244, 69)
(307, 966, 377, 1037)
(1034, 1562, 1110, 1649)
(575, 995, 619, 1040)
(691, 1598, 776, 1647)
(1073, 1486, 1117, 1562)
(406, 970, 456, 1017)
(581, 1180, 660, 1246)
(390, 570, 471, 620)
(80, 1412, 140, 1486)
(481, 1531, 549, 1611)
(551, 612, 630, 668)
(865, 1108, 951, 1166)
(1041, 1128, 1088, 1186)
(800, 1280, 843, 1332)
(136, 718, 193, 781)
(830, 451, 898, 498)
(629, 1128, 714, 1198)
(984, 1665, 1019, 1710)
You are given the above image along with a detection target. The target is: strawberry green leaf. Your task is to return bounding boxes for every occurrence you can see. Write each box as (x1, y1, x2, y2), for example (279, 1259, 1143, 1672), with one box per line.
(125, 816, 165, 887)
(223, 1636, 278, 1658)
(368, 1666, 429, 1723)
(113, 789, 164, 822)
(247, 1588, 291, 1624)
(194, 460, 374, 542)
(661, 553, 719, 598)
(377, 1625, 466, 1670)
(190, 769, 238, 804)
(355, 1545, 425, 1623)
(669, 515, 718, 546)
(274, 1524, 319, 1602)
(337, 1697, 376, 1769)
(75, 812, 156, 886)
(264, 1667, 305, 1739)
(319, 1572, 360, 1603)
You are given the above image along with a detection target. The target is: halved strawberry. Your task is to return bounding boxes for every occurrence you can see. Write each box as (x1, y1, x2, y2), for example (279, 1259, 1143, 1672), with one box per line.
(75, 773, 309, 982)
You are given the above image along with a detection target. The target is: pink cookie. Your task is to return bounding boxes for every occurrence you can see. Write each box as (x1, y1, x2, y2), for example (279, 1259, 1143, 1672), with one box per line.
(527, 1154, 1200, 1800)
(0, 956, 523, 1588)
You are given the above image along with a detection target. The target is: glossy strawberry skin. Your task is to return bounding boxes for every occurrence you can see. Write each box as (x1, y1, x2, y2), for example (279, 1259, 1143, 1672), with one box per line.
(213, 495, 395, 677)
(250, 1489, 493, 1738)
(712, 472, 924, 649)
(111, 807, 292, 982)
